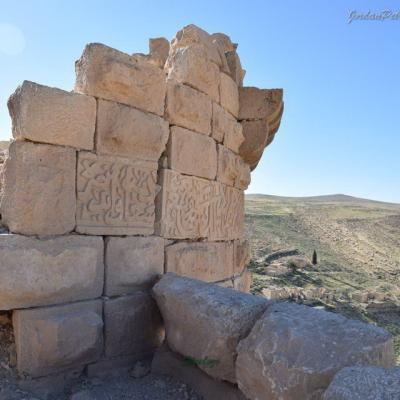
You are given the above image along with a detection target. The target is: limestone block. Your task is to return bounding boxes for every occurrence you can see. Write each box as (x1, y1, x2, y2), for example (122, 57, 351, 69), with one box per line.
(0, 234, 104, 310)
(224, 119, 244, 154)
(13, 300, 103, 377)
(170, 24, 223, 68)
(96, 99, 169, 161)
(239, 119, 269, 170)
(167, 45, 220, 102)
(233, 269, 252, 293)
(165, 241, 234, 282)
(220, 73, 239, 118)
(0, 141, 76, 235)
(152, 343, 247, 400)
(75, 43, 166, 116)
(148, 37, 170, 68)
(166, 80, 212, 135)
(212, 102, 243, 152)
(323, 366, 400, 400)
(166, 126, 217, 180)
(236, 302, 395, 400)
(238, 87, 283, 121)
(104, 292, 163, 358)
(155, 169, 244, 240)
(104, 236, 164, 296)
(234, 239, 250, 276)
(225, 51, 245, 87)
(152, 273, 270, 383)
(8, 81, 96, 150)
(217, 145, 250, 190)
(76, 152, 157, 235)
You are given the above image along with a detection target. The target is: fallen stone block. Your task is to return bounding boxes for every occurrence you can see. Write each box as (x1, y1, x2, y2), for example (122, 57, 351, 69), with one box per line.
(167, 45, 220, 103)
(152, 343, 247, 400)
(166, 80, 212, 135)
(156, 169, 244, 240)
(76, 152, 157, 235)
(220, 73, 239, 118)
(104, 236, 164, 296)
(0, 234, 104, 310)
(323, 365, 400, 400)
(104, 292, 163, 358)
(96, 99, 169, 161)
(8, 81, 96, 150)
(239, 118, 269, 170)
(165, 241, 234, 282)
(75, 43, 166, 116)
(0, 141, 76, 235)
(236, 302, 395, 400)
(217, 145, 250, 190)
(13, 300, 103, 378)
(239, 87, 283, 121)
(152, 273, 270, 383)
(167, 126, 217, 180)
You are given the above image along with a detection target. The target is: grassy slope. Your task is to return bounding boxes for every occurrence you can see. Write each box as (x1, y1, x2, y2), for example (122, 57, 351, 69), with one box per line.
(245, 194, 400, 362)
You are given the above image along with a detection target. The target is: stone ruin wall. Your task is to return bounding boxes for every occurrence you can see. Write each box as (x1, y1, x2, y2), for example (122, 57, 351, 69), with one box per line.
(0, 25, 283, 379)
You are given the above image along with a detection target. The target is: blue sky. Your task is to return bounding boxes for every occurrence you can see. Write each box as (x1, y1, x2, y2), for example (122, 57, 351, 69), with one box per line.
(1, 0, 399, 202)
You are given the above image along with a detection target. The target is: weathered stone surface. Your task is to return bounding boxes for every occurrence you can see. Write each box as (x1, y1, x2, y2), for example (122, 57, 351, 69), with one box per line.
(234, 239, 250, 276)
(323, 366, 400, 400)
(220, 73, 239, 118)
(96, 99, 169, 161)
(0, 141, 76, 235)
(148, 37, 169, 68)
(225, 51, 245, 87)
(166, 80, 212, 135)
(152, 343, 247, 400)
(0, 234, 104, 310)
(210, 32, 237, 53)
(13, 300, 103, 377)
(165, 241, 234, 282)
(8, 81, 96, 150)
(75, 43, 166, 116)
(239, 118, 269, 170)
(156, 169, 244, 240)
(170, 24, 223, 67)
(239, 87, 283, 121)
(233, 269, 252, 293)
(167, 45, 220, 102)
(76, 152, 157, 235)
(104, 236, 164, 296)
(152, 273, 270, 383)
(224, 120, 244, 154)
(104, 292, 163, 358)
(236, 302, 395, 400)
(217, 145, 250, 190)
(167, 126, 217, 179)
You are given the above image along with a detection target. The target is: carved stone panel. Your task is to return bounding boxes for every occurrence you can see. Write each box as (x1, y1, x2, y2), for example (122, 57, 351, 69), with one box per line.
(76, 152, 157, 235)
(156, 169, 244, 240)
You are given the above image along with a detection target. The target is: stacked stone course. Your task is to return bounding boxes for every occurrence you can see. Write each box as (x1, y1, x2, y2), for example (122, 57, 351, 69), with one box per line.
(0, 24, 283, 379)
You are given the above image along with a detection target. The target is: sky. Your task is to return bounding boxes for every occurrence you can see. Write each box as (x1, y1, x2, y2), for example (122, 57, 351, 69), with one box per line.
(0, 0, 399, 202)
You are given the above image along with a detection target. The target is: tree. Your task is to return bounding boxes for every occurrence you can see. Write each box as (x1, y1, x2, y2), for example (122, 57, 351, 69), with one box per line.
(312, 250, 318, 265)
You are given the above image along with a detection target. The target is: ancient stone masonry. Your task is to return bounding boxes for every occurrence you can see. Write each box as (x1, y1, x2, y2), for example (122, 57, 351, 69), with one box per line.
(0, 24, 283, 380)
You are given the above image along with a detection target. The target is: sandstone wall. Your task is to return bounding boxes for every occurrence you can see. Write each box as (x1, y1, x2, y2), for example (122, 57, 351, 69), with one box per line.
(0, 24, 283, 378)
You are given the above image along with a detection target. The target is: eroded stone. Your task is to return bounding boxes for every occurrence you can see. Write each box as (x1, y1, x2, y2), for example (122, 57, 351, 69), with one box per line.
(234, 239, 250, 276)
(152, 273, 269, 382)
(0, 141, 76, 235)
(233, 269, 252, 293)
(8, 81, 96, 150)
(96, 99, 169, 161)
(13, 300, 103, 377)
(104, 292, 163, 358)
(165, 241, 234, 282)
(166, 80, 212, 135)
(104, 236, 164, 296)
(167, 126, 217, 179)
(236, 302, 395, 400)
(76, 152, 157, 235)
(75, 43, 166, 116)
(220, 73, 239, 118)
(0, 234, 104, 310)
